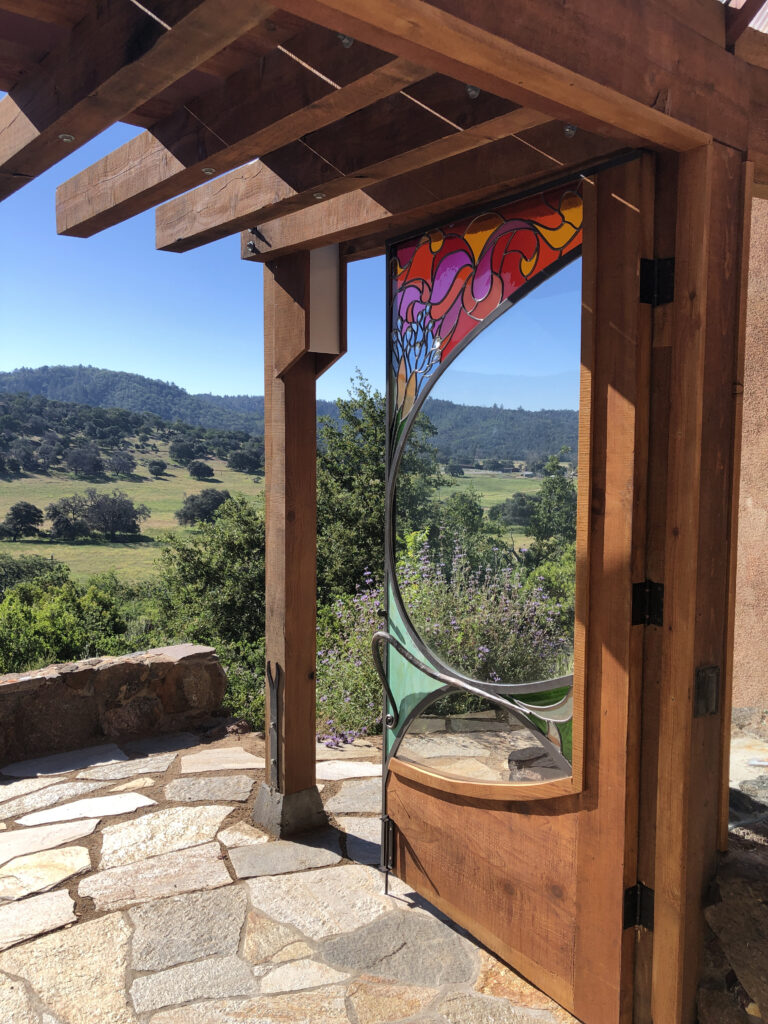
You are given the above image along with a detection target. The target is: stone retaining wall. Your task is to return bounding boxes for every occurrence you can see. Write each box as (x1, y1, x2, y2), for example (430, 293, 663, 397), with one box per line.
(0, 645, 227, 766)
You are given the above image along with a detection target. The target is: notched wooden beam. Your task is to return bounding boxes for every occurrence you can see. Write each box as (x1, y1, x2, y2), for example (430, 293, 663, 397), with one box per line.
(155, 101, 550, 252)
(0, 0, 276, 202)
(56, 27, 425, 237)
(273, 0, 740, 151)
(236, 123, 626, 262)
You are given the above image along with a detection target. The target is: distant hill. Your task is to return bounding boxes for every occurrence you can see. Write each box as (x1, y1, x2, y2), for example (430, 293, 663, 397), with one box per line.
(0, 365, 578, 463)
(0, 365, 338, 435)
(423, 398, 578, 464)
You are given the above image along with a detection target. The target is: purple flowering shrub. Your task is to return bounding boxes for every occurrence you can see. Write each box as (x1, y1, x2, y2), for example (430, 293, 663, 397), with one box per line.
(314, 539, 574, 744)
(315, 568, 384, 747)
(397, 540, 573, 687)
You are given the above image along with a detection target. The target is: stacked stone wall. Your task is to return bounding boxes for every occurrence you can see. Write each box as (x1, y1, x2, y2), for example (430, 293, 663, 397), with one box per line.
(0, 645, 227, 765)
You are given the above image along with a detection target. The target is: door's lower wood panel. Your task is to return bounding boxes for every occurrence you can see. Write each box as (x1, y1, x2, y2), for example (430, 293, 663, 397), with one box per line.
(386, 769, 579, 1013)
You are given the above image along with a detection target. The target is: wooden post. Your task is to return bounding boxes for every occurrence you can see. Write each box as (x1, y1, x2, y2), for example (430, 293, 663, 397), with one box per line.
(647, 142, 751, 1024)
(253, 248, 345, 835)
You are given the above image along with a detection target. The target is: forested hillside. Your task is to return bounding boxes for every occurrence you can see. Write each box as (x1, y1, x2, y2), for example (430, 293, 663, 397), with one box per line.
(0, 391, 263, 479)
(0, 365, 283, 434)
(0, 366, 578, 464)
(423, 398, 578, 464)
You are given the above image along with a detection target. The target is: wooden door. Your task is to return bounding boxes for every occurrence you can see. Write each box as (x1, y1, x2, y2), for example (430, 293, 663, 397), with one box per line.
(375, 156, 654, 1023)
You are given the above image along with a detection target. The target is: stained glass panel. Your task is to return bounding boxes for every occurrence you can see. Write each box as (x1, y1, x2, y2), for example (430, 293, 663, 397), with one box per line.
(383, 181, 584, 777)
(389, 182, 583, 456)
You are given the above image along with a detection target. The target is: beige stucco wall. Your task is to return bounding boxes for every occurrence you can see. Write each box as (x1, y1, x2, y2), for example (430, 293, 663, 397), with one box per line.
(733, 198, 768, 708)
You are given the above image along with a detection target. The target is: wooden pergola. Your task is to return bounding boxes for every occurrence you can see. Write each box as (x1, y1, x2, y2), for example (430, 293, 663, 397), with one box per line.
(1, 2, 767, 1021)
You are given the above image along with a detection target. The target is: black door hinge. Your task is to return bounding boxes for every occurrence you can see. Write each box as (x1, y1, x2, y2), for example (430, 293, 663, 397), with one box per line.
(380, 815, 395, 872)
(640, 257, 675, 307)
(624, 882, 655, 931)
(694, 665, 720, 718)
(632, 580, 664, 627)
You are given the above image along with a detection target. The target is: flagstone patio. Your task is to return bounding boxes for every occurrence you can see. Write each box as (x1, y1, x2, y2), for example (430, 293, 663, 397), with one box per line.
(0, 720, 766, 1023)
(0, 730, 578, 1024)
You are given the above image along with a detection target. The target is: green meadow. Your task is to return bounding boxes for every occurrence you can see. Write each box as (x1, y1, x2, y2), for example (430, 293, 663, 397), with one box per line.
(0, 443, 264, 581)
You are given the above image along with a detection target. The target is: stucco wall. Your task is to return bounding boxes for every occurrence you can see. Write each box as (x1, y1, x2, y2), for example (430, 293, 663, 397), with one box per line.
(733, 199, 768, 709)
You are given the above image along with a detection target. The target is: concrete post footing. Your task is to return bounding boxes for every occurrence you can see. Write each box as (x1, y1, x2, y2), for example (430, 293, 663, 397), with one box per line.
(251, 782, 328, 837)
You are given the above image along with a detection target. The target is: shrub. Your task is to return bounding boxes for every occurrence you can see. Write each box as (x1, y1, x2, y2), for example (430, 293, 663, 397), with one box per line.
(188, 460, 214, 481)
(316, 571, 384, 746)
(0, 577, 128, 674)
(175, 489, 230, 526)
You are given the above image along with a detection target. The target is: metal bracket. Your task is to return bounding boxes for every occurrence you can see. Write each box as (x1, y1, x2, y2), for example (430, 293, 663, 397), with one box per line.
(623, 882, 655, 931)
(266, 661, 283, 791)
(632, 579, 664, 627)
(640, 257, 675, 307)
(381, 815, 395, 871)
(381, 814, 395, 894)
(694, 665, 720, 718)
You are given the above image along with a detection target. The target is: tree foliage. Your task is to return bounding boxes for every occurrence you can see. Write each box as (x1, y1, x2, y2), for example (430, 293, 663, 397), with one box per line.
(2, 502, 44, 540)
(155, 495, 265, 646)
(188, 460, 214, 480)
(0, 576, 128, 673)
(0, 553, 67, 599)
(147, 459, 167, 478)
(66, 446, 104, 478)
(82, 489, 150, 540)
(529, 451, 577, 543)
(46, 494, 91, 541)
(107, 451, 136, 477)
(316, 375, 443, 600)
(175, 489, 231, 525)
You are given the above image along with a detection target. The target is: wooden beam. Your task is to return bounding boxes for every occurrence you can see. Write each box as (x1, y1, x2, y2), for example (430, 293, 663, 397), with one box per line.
(650, 142, 749, 1023)
(272, 0, 740, 151)
(226, 127, 624, 262)
(56, 32, 426, 237)
(155, 105, 551, 252)
(749, 62, 768, 190)
(0, 0, 276, 201)
(726, 0, 767, 48)
(263, 251, 318, 798)
(0, 0, 86, 27)
(735, 25, 768, 68)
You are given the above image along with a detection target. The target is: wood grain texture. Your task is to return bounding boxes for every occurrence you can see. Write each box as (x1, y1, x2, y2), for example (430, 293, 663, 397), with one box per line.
(390, 757, 581, 802)
(648, 145, 713, 1024)
(386, 160, 650, 1024)
(633, 148, 678, 1024)
(0, 0, 276, 200)
(57, 37, 426, 237)
(0, 0, 87, 26)
(387, 768, 580, 1012)
(645, 144, 749, 1024)
(156, 106, 550, 252)
(234, 129, 625, 262)
(726, 0, 768, 48)
(273, 0, 734, 150)
(748, 63, 768, 192)
(263, 253, 318, 796)
(572, 158, 652, 1024)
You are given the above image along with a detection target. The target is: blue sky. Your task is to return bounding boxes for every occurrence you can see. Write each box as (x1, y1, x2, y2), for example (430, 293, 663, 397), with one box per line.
(0, 119, 580, 409)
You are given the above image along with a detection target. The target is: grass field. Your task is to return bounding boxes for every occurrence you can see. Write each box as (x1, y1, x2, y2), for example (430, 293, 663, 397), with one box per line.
(0, 443, 263, 582)
(436, 469, 541, 510)
(1, 456, 541, 582)
(436, 469, 541, 549)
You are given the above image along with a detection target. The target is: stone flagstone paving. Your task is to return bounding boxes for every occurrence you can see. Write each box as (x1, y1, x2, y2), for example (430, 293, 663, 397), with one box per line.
(0, 731, 582, 1023)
